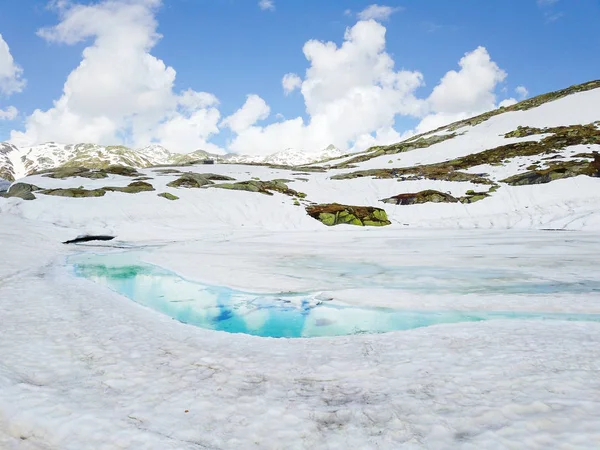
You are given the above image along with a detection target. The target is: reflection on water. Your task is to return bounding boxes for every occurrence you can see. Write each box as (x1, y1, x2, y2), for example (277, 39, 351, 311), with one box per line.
(69, 252, 600, 338)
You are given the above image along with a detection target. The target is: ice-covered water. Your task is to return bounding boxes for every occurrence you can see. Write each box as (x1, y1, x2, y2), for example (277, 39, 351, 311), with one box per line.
(69, 252, 600, 338)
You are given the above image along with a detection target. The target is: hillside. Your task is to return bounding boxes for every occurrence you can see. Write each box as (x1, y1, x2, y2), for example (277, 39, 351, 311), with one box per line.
(2, 79, 599, 232)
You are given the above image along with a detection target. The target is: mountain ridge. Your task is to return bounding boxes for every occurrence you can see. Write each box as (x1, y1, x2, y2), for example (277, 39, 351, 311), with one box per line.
(0, 141, 344, 181)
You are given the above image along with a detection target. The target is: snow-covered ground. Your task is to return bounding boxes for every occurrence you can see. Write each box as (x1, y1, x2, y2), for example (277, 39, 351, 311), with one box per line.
(2, 86, 600, 448)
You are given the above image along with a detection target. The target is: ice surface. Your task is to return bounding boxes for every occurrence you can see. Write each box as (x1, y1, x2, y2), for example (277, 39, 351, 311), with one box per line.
(1, 213, 600, 449)
(69, 251, 600, 338)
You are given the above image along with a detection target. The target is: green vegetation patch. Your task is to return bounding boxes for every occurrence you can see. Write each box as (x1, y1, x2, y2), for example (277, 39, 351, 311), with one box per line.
(306, 203, 391, 227)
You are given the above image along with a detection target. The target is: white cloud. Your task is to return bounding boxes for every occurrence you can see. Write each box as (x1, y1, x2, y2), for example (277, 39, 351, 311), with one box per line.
(10, 0, 220, 152)
(499, 98, 518, 108)
(258, 0, 275, 11)
(221, 95, 270, 134)
(428, 47, 506, 114)
(357, 4, 402, 21)
(415, 46, 509, 133)
(282, 73, 302, 95)
(225, 20, 425, 155)
(515, 85, 529, 100)
(0, 33, 26, 96)
(0, 106, 18, 120)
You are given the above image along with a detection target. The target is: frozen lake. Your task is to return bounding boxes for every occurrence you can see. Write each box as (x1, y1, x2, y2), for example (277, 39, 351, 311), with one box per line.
(70, 251, 600, 338)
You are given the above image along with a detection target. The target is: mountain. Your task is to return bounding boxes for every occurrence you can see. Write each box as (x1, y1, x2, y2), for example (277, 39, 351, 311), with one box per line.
(0, 142, 19, 181)
(0, 141, 345, 181)
(224, 145, 344, 166)
(0, 143, 227, 181)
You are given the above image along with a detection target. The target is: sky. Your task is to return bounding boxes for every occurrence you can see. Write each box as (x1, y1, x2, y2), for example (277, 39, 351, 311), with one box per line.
(0, 0, 598, 156)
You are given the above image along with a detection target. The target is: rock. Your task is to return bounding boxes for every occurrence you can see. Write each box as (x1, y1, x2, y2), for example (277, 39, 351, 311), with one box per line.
(306, 203, 391, 227)
(153, 169, 182, 174)
(42, 167, 108, 180)
(212, 180, 305, 198)
(382, 190, 459, 205)
(158, 192, 179, 200)
(167, 172, 235, 188)
(104, 181, 155, 193)
(0, 183, 41, 200)
(40, 188, 106, 198)
(63, 235, 115, 244)
(103, 165, 142, 177)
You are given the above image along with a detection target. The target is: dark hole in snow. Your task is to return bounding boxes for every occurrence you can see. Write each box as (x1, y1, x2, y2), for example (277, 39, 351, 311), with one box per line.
(63, 235, 116, 244)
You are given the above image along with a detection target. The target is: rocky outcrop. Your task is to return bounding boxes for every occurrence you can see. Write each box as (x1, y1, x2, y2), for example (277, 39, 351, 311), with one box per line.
(40, 165, 142, 179)
(306, 204, 391, 227)
(167, 172, 235, 188)
(381, 190, 459, 205)
(501, 154, 600, 186)
(211, 180, 306, 198)
(0, 183, 41, 200)
(39, 181, 155, 198)
(333, 124, 600, 185)
(103, 181, 155, 194)
(40, 188, 107, 198)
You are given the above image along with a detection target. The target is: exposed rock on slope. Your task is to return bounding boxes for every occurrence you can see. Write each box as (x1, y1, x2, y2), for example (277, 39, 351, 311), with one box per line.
(502, 153, 600, 185)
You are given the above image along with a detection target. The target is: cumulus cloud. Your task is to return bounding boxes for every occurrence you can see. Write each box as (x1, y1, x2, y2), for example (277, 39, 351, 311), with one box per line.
(10, 0, 221, 152)
(415, 46, 510, 133)
(0, 106, 18, 120)
(221, 95, 270, 134)
(515, 85, 529, 100)
(224, 20, 425, 155)
(0, 34, 26, 96)
(258, 0, 275, 11)
(282, 73, 302, 95)
(357, 4, 402, 21)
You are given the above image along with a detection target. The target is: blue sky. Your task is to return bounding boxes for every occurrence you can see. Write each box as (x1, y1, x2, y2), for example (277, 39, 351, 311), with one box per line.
(0, 0, 598, 154)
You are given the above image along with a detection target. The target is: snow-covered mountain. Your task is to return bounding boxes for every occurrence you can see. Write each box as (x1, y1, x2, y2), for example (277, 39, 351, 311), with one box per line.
(0, 141, 345, 181)
(224, 145, 344, 166)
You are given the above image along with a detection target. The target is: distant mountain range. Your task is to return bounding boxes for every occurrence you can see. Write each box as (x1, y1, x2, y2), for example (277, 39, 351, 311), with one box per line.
(0, 142, 344, 181)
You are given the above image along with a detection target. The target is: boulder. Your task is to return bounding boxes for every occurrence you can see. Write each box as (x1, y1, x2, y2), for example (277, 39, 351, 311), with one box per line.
(306, 203, 391, 227)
